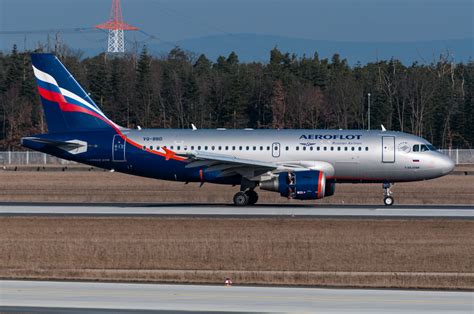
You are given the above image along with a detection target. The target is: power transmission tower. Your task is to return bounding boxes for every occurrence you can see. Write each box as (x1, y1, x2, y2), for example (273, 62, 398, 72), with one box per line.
(95, 0, 138, 53)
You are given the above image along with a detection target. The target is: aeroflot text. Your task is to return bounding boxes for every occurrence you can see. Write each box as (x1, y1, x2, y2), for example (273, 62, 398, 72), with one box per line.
(299, 134, 362, 140)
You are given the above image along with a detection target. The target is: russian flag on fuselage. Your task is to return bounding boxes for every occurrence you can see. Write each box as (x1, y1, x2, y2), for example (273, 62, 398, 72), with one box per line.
(31, 53, 119, 133)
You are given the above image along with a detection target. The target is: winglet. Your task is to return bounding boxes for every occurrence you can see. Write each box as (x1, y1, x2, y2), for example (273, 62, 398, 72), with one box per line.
(191, 123, 197, 131)
(162, 146, 176, 161)
(381, 124, 387, 132)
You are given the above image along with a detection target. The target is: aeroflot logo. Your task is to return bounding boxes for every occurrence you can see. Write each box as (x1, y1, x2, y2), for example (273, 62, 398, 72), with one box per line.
(299, 134, 362, 140)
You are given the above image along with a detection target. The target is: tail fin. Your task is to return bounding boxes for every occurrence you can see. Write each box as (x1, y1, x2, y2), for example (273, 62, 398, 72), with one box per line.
(31, 53, 119, 133)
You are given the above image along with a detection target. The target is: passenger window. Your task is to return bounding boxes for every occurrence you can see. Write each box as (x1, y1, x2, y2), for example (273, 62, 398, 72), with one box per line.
(253, 146, 256, 150)
(344, 147, 348, 151)
(296, 146, 300, 151)
(177, 146, 181, 150)
(310, 146, 313, 151)
(184, 146, 187, 151)
(191, 146, 194, 150)
(330, 147, 334, 151)
(142, 146, 146, 150)
(197, 146, 201, 150)
(285, 146, 289, 151)
(246, 146, 249, 150)
(351, 147, 355, 151)
(150, 146, 153, 150)
(358, 147, 362, 151)
(225, 146, 229, 150)
(170, 146, 174, 150)
(303, 146, 306, 151)
(317, 147, 320, 151)
(232, 146, 235, 150)
(204, 146, 208, 150)
(413, 145, 419, 152)
(365, 147, 369, 151)
(323, 147, 327, 151)
(260, 146, 263, 151)
(337, 147, 341, 151)
(211, 146, 215, 150)
(239, 146, 242, 150)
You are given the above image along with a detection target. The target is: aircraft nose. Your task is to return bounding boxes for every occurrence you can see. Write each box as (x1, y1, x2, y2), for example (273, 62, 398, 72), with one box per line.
(439, 155, 455, 174)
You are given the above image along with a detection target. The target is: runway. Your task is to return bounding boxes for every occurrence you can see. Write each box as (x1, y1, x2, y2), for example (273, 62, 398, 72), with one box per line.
(0, 203, 473, 218)
(1, 280, 472, 313)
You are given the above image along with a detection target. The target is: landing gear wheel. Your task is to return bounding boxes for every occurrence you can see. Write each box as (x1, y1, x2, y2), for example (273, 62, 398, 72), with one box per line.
(384, 196, 394, 206)
(233, 191, 249, 206)
(382, 182, 394, 206)
(245, 190, 259, 205)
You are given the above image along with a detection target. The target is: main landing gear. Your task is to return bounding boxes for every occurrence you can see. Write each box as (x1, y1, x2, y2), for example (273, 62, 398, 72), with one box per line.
(233, 190, 259, 206)
(383, 182, 394, 206)
(233, 178, 259, 206)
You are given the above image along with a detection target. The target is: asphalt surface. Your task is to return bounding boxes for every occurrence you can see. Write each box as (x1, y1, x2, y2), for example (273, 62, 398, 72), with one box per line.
(0, 203, 473, 218)
(1, 280, 473, 313)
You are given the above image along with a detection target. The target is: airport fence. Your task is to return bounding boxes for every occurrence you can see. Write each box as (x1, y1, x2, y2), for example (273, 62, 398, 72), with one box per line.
(0, 149, 473, 166)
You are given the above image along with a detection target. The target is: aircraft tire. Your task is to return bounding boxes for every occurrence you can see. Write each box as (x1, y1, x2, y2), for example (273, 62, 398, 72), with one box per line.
(233, 191, 249, 206)
(384, 196, 394, 206)
(245, 190, 259, 205)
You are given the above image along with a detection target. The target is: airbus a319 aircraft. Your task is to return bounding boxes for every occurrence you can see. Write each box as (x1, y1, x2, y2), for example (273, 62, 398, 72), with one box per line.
(22, 54, 455, 206)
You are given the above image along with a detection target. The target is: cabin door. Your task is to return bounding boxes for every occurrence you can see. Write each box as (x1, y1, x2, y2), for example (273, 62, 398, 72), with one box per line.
(112, 134, 126, 162)
(382, 136, 395, 163)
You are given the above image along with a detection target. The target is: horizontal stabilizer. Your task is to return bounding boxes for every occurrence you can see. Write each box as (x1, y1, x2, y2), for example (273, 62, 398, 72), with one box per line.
(22, 137, 88, 155)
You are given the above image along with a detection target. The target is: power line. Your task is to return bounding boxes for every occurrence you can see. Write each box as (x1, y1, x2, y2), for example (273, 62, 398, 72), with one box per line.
(0, 27, 98, 35)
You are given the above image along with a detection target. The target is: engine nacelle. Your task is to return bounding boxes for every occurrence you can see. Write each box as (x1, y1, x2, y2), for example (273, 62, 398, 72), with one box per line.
(260, 170, 327, 200)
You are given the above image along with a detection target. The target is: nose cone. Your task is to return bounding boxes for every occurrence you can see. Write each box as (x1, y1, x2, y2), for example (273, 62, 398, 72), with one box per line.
(440, 155, 455, 175)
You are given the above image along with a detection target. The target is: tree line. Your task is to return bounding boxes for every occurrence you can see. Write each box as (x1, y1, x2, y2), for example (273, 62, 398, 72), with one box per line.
(0, 44, 472, 150)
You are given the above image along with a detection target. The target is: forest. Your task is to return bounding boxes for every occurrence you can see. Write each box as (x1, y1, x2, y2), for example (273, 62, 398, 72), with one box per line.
(0, 44, 472, 150)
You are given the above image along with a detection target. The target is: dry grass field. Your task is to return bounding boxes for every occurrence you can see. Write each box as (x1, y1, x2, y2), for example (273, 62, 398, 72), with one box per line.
(1, 217, 473, 289)
(0, 168, 473, 204)
(0, 169, 472, 289)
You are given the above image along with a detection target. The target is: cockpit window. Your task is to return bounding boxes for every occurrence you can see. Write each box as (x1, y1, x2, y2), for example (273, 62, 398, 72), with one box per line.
(413, 144, 437, 152)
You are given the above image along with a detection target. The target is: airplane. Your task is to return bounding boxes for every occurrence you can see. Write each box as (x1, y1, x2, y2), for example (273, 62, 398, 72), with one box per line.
(21, 54, 455, 206)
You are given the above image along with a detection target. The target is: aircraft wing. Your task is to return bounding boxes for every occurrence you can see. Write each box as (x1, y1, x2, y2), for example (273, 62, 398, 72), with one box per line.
(162, 147, 334, 180)
(183, 150, 279, 179)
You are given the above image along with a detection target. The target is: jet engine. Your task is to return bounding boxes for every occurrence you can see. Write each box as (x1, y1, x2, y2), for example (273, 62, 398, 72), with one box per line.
(260, 170, 328, 200)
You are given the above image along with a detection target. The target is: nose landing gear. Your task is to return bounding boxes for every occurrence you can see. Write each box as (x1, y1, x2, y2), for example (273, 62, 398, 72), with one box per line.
(383, 182, 394, 206)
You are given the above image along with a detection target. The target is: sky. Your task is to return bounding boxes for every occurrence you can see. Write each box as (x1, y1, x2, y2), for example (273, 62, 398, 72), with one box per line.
(0, 0, 473, 54)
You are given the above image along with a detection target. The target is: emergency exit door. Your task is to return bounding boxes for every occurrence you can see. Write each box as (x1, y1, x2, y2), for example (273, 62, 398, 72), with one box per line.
(382, 136, 395, 163)
(272, 142, 280, 158)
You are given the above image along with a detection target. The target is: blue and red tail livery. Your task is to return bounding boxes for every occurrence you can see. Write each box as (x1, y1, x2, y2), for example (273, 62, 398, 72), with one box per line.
(23, 53, 455, 206)
(31, 53, 119, 133)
